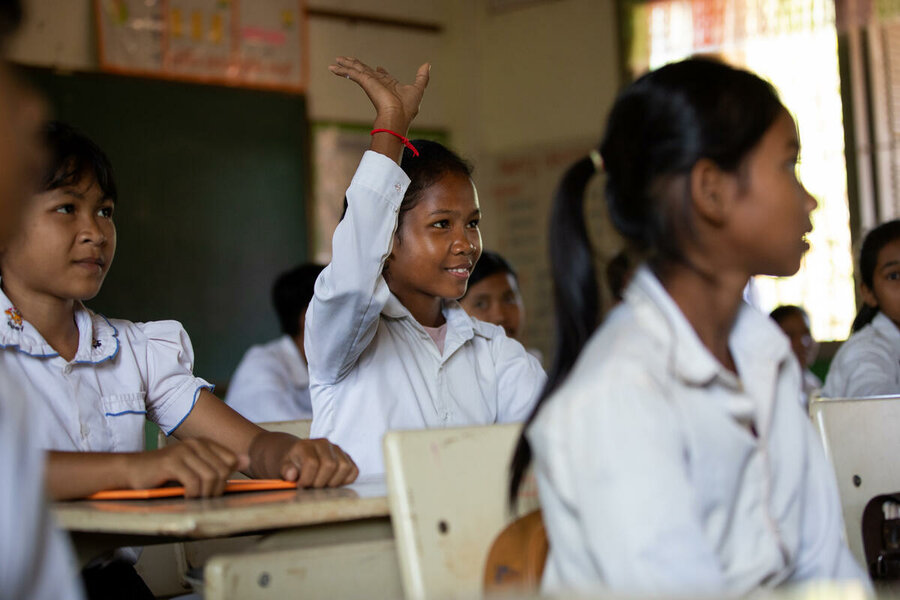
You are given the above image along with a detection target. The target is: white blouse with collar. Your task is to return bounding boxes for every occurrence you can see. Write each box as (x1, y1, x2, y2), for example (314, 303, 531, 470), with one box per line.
(823, 311, 900, 398)
(528, 267, 866, 596)
(0, 286, 211, 452)
(306, 151, 545, 477)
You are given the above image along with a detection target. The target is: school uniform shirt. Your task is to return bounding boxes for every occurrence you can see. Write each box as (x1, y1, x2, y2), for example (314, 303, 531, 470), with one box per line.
(528, 266, 866, 596)
(0, 376, 84, 600)
(822, 312, 900, 398)
(306, 151, 546, 477)
(0, 285, 212, 454)
(226, 335, 312, 422)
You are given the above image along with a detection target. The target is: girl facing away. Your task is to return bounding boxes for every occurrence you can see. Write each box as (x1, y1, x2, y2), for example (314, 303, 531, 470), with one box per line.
(306, 58, 545, 477)
(0, 122, 359, 503)
(510, 58, 867, 595)
(823, 219, 900, 398)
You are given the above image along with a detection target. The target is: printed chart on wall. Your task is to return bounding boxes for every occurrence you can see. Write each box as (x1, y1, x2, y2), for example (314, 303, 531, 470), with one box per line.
(483, 142, 622, 364)
(312, 124, 448, 263)
(95, 0, 306, 92)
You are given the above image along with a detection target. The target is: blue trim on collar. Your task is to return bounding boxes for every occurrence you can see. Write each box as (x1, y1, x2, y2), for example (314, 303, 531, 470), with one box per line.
(164, 384, 215, 436)
(72, 314, 121, 365)
(0, 341, 59, 358)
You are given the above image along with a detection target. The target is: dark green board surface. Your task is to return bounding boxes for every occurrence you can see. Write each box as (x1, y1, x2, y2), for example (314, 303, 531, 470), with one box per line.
(21, 66, 311, 384)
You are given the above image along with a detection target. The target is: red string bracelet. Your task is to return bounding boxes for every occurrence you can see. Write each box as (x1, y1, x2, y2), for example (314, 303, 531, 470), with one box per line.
(370, 128, 419, 157)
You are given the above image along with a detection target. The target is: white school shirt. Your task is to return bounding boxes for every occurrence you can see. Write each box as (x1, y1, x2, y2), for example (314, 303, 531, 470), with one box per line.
(528, 266, 866, 596)
(0, 375, 84, 600)
(226, 335, 312, 422)
(306, 151, 545, 477)
(0, 286, 211, 453)
(822, 312, 900, 398)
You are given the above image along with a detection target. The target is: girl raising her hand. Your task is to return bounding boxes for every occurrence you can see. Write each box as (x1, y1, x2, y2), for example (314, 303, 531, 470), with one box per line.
(306, 58, 544, 477)
(510, 58, 866, 595)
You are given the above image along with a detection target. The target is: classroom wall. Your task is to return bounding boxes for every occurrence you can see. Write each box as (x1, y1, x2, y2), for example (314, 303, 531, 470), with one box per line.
(8, 0, 621, 376)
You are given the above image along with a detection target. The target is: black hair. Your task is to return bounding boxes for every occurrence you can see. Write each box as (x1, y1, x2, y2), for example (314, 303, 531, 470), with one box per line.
(464, 250, 518, 293)
(509, 57, 786, 506)
(0, 0, 21, 44)
(605, 250, 633, 302)
(397, 139, 472, 231)
(770, 304, 809, 326)
(851, 219, 900, 333)
(272, 263, 324, 337)
(43, 121, 117, 202)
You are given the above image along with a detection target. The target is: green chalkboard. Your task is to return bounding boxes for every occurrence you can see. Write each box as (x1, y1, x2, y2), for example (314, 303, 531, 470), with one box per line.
(20, 66, 310, 384)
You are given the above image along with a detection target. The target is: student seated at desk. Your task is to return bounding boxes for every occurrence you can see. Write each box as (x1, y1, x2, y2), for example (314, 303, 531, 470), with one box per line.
(770, 304, 821, 405)
(227, 263, 323, 421)
(0, 122, 358, 596)
(824, 220, 900, 398)
(510, 58, 867, 596)
(0, 4, 84, 597)
(458, 250, 525, 341)
(306, 58, 545, 477)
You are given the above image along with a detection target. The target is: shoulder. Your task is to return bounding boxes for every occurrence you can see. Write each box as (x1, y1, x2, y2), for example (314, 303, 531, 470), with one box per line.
(534, 310, 672, 437)
(834, 316, 898, 364)
(107, 318, 189, 345)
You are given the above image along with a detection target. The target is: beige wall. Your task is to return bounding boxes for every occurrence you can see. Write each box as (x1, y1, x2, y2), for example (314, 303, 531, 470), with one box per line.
(8, 0, 620, 159)
(9, 0, 621, 361)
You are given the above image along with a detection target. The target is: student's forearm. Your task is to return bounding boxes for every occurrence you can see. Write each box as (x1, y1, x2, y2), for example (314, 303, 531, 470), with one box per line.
(45, 451, 134, 501)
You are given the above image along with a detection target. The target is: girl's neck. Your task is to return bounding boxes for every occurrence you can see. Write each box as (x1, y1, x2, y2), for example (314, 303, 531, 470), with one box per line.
(393, 288, 445, 328)
(1, 279, 80, 361)
(655, 261, 747, 374)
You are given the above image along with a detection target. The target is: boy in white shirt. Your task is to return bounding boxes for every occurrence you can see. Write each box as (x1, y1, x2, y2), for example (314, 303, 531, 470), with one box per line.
(227, 263, 323, 421)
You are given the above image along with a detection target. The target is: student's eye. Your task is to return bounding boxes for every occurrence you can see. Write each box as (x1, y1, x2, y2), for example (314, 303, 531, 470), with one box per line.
(55, 204, 75, 215)
(473, 300, 488, 310)
(98, 206, 114, 219)
(502, 293, 517, 304)
(432, 220, 449, 229)
(886, 271, 900, 281)
(467, 218, 480, 228)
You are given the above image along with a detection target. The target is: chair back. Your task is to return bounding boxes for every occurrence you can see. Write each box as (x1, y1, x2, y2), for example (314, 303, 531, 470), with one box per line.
(810, 394, 900, 569)
(383, 423, 540, 600)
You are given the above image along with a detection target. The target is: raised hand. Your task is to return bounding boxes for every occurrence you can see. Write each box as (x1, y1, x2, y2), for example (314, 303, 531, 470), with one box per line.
(329, 57, 430, 134)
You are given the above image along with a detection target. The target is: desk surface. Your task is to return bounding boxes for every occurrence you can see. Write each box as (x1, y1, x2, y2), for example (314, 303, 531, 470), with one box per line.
(53, 477, 389, 538)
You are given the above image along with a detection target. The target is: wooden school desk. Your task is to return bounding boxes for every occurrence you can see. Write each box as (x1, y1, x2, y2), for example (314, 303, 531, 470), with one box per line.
(53, 477, 402, 599)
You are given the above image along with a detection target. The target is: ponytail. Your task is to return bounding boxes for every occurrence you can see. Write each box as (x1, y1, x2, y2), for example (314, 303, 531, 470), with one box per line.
(509, 155, 600, 506)
(851, 304, 879, 333)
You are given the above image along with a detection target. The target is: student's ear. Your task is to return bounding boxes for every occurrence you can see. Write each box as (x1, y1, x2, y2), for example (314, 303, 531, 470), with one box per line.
(689, 158, 729, 226)
(861, 283, 879, 308)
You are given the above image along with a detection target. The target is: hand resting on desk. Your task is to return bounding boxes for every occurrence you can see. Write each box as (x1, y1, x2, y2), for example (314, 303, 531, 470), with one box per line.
(47, 390, 357, 500)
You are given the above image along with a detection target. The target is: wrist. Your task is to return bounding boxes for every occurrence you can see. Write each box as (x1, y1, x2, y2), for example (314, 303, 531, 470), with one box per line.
(373, 111, 412, 135)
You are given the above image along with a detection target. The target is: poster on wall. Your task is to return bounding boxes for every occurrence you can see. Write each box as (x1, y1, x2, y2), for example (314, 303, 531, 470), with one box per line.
(95, 0, 307, 92)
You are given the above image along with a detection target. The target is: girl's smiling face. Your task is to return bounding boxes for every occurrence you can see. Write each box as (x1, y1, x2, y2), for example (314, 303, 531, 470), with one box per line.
(862, 238, 900, 327)
(384, 171, 482, 326)
(1, 174, 116, 303)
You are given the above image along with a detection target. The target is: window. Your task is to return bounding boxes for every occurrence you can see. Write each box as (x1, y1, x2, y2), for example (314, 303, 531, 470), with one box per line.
(624, 0, 856, 340)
